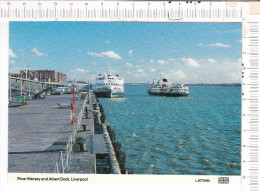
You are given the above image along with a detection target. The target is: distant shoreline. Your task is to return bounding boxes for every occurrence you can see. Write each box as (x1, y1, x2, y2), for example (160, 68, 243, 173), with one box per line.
(124, 83, 241, 87)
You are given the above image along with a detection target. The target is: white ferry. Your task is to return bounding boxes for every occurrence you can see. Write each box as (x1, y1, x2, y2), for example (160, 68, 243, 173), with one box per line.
(147, 78, 189, 97)
(94, 69, 124, 98)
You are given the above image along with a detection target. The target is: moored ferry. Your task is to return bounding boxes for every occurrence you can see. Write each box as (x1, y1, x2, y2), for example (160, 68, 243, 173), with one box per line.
(94, 69, 124, 98)
(147, 78, 189, 97)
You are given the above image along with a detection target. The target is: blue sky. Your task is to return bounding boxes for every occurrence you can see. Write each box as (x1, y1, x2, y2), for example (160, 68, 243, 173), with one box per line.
(9, 22, 241, 83)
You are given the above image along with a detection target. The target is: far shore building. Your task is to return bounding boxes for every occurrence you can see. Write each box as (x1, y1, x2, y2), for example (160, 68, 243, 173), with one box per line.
(19, 69, 67, 83)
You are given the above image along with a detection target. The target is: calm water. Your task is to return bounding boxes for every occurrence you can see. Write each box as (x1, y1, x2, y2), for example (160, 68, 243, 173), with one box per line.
(99, 86, 241, 175)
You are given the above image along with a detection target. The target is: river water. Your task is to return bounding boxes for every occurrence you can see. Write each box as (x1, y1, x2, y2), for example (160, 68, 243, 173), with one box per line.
(99, 85, 241, 175)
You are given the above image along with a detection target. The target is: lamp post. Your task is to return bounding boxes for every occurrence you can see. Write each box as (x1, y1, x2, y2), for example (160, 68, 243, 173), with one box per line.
(20, 72, 23, 96)
(9, 66, 11, 102)
(45, 74, 47, 89)
(28, 66, 31, 99)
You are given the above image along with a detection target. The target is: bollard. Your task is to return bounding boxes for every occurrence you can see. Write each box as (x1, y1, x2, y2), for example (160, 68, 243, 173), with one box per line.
(77, 137, 87, 152)
(82, 124, 87, 131)
(97, 113, 101, 124)
(55, 161, 59, 173)
(79, 142, 87, 152)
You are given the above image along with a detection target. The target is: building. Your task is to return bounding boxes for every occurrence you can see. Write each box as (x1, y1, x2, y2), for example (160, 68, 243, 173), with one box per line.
(20, 69, 67, 83)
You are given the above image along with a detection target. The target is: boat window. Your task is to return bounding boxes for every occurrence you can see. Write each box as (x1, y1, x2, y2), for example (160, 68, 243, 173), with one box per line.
(170, 89, 173, 91)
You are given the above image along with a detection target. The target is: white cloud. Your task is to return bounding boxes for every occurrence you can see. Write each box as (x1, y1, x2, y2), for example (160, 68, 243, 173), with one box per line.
(87, 51, 122, 60)
(105, 40, 110, 44)
(125, 63, 133, 67)
(163, 70, 186, 82)
(9, 49, 17, 58)
(149, 68, 156, 73)
(139, 59, 145, 63)
(128, 50, 133, 56)
(71, 68, 89, 73)
(150, 59, 154, 63)
(227, 72, 240, 82)
(198, 43, 231, 48)
(9, 60, 15, 64)
(18, 49, 25, 58)
(31, 48, 47, 56)
(137, 69, 144, 73)
(10, 67, 23, 74)
(170, 70, 186, 79)
(87, 62, 96, 66)
(181, 58, 200, 68)
(78, 49, 82, 53)
(208, 59, 216, 63)
(209, 43, 231, 48)
(157, 60, 166, 65)
(68, 68, 89, 81)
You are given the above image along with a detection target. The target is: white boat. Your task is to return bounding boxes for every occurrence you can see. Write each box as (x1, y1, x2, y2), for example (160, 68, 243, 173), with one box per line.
(147, 78, 189, 97)
(94, 67, 124, 98)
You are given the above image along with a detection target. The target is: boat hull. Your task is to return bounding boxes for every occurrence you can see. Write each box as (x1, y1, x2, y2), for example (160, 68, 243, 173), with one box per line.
(95, 90, 124, 98)
(147, 91, 189, 97)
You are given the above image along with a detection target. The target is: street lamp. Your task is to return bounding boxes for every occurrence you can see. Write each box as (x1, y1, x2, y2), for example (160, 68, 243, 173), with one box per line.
(9, 65, 11, 102)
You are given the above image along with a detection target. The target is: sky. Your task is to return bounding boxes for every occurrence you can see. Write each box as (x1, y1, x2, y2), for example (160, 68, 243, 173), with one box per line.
(9, 22, 241, 83)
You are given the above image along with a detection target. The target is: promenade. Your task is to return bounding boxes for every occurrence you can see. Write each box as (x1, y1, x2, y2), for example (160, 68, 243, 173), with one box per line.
(8, 91, 121, 174)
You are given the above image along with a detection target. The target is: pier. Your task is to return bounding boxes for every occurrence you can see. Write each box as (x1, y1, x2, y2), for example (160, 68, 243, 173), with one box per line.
(8, 89, 124, 174)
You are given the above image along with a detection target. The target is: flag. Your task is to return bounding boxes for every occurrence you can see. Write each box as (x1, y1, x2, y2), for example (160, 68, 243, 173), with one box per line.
(218, 177, 229, 184)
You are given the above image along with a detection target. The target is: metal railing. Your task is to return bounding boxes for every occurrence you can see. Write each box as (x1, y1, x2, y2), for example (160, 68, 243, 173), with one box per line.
(54, 92, 89, 173)
(54, 136, 73, 173)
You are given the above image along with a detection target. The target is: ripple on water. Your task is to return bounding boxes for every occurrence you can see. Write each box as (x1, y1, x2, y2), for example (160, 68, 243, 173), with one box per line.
(99, 86, 241, 175)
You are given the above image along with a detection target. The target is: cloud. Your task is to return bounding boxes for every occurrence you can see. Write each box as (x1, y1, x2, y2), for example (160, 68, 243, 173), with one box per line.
(128, 50, 133, 56)
(87, 51, 122, 60)
(208, 59, 216, 63)
(198, 43, 231, 48)
(10, 67, 23, 74)
(68, 68, 98, 81)
(9, 49, 17, 58)
(181, 58, 200, 68)
(139, 59, 145, 63)
(170, 70, 186, 79)
(163, 70, 186, 81)
(150, 59, 154, 63)
(209, 43, 231, 48)
(125, 63, 133, 67)
(70, 68, 89, 73)
(87, 62, 96, 66)
(150, 68, 156, 73)
(31, 48, 47, 56)
(78, 49, 82, 53)
(105, 40, 110, 44)
(157, 60, 166, 65)
(18, 49, 26, 58)
(137, 69, 144, 73)
(9, 60, 15, 64)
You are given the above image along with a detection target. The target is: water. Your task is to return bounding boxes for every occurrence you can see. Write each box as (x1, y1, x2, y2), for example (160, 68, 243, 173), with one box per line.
(99, 86, 241, 175)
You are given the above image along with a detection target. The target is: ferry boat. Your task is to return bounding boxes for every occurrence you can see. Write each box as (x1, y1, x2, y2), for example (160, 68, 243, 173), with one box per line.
(94, 68, 124, 98)
(147, 78, 189, 97)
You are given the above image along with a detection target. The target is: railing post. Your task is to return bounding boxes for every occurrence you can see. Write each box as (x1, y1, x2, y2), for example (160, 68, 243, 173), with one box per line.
(29, 79, 31, 99)
(20, 77, 23, 96)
